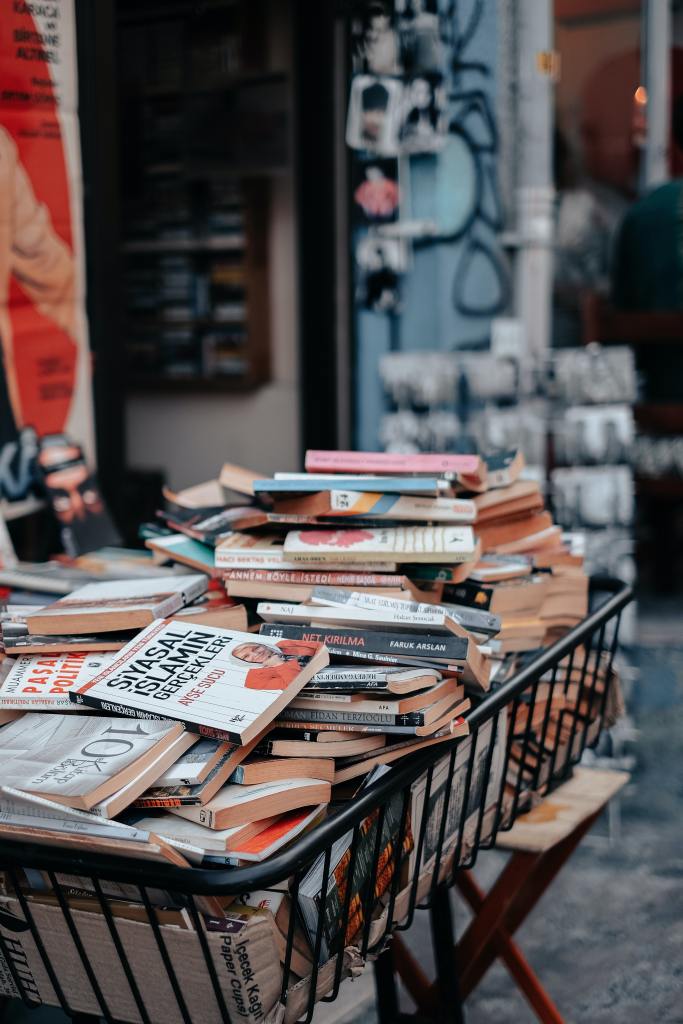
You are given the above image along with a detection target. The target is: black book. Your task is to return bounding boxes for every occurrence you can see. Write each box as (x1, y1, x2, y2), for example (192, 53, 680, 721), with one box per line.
(259, 622, 469, 661)
(260, 623, 489, 690)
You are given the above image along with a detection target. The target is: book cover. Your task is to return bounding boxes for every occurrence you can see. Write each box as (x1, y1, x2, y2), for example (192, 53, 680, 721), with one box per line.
(0, 651, 117, 710)
(227, 805, 326, 862)
(23, 576, 209, 636)
(297, 765, 412, 962)
(484, 449, 525, 489)
(153, 737, 226, 787)
(259, 622, 471, 676)
(132, 735, 258, 808)
(283, 526, 477, 564)
(259, 621, 468, 660)
(257, 600, 473, 636)
(71, 619, 329, 744)
(292, 677, 459, 715)
(278, 693, 469, 735)
(0, 713, 188, 810)
(0, 624, 133, 655)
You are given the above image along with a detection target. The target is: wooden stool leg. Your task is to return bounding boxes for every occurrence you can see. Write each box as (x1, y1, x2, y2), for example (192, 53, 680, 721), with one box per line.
(455, 850, 540, 974)
(457, 871, 565, 1024)
(462, 811, 601, 996)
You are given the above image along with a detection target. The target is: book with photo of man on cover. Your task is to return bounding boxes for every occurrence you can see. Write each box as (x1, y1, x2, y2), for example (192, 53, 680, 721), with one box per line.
(71, 619, 329, 743)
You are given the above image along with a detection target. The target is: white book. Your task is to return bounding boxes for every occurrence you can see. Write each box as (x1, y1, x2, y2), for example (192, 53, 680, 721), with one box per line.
(283, 526, 477, 564)
(0, 713, 186, 809)
(0, 651, 117, 710)
(257, 601, 456, 633)
(70, 618, 328, 744)
(215, 546, 397, 573)
(307, 587, 500, 637)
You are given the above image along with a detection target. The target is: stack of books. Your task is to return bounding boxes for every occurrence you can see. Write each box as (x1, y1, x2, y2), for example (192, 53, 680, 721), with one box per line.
(0, 447, 611, 997)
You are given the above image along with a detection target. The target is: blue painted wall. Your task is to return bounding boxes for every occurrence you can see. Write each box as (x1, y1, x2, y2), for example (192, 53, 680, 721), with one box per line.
(353, 0, 506, 448)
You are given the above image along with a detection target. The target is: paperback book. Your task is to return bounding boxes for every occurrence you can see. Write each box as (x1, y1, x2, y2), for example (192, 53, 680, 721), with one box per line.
(305, 665, 442, 694)
(0, 652, 117, 710)
(259, 623, 489, 690)
(23, 576, 209, 635)
(282, 526, 477, 564)
(0, 713, 191, 810)
(303, 449, 484, 480)
(253, 476, 454, 497)
(273, 490, 476, 523)
(172, 776, 332, 830)
(215, 532, 398, 572)
(254, 730, 386, 759)
(144, 535, 221, 577)
(306, 586, 501, 638)
(71, 618, 329, 744)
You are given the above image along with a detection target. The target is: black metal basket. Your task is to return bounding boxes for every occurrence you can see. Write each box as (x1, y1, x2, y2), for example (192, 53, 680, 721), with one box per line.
(0, 576, 632, 1024)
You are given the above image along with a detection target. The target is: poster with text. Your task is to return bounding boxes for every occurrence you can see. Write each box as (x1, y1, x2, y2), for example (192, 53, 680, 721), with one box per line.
(0, 0, 94, 505)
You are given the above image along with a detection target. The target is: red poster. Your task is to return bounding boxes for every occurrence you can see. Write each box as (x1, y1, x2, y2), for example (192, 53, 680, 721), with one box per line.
(0, 0, 94, 503)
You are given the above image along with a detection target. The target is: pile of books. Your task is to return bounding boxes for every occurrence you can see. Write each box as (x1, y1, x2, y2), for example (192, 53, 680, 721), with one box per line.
(0, 447, 614, 1013)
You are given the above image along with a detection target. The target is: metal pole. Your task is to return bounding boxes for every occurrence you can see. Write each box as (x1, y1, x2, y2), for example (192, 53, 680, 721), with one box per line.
(640, 0, 671, 193)
(513, 0, 555, 357)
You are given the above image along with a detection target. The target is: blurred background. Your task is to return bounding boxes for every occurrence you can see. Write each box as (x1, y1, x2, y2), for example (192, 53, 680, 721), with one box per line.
(61, 0, 682, 608)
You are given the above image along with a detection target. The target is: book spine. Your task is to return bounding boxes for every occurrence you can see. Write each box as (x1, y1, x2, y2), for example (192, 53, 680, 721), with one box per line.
(259, 623, 467, 660)
(311, 668, 392, 683)
(227, 766, 246, 784)
(304, 450, 481, 475)
(277, 720, 420, 735)
(69, 692, 241, 743)
(223, 570, 405, 587)
(305, 679, 391, 693)
(280, 707, 429, 727)
(133, 797, 192, 808)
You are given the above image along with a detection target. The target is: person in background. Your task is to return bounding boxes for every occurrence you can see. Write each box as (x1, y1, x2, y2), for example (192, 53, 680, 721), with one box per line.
(612, 96, 683, 310)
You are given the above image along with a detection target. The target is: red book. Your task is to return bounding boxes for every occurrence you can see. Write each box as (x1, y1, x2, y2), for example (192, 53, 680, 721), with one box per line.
(304, 450, 484, 480)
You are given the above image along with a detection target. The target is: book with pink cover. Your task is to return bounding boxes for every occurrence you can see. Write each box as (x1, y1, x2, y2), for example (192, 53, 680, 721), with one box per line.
(304, 450, 484, 478)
